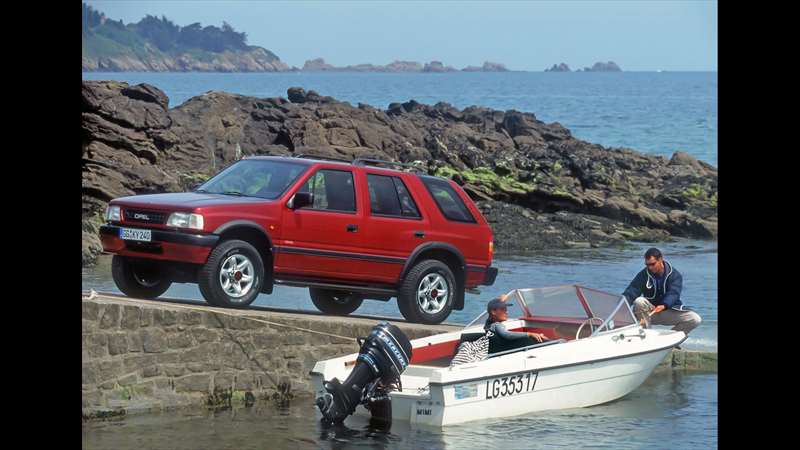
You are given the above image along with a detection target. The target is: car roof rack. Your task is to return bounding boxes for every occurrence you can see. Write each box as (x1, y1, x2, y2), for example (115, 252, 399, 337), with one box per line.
(293, 154, 354, 164)
(352, 158, 425, 173)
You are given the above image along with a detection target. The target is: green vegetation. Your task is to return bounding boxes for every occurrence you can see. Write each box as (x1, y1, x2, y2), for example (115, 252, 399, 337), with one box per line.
(433, 166, 536, 195)
(82, 3, 280, 62)
(683, 183, 705, 198)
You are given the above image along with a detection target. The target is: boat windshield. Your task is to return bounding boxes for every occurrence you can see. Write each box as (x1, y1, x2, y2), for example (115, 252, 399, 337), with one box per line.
(467, 285, 637, 337)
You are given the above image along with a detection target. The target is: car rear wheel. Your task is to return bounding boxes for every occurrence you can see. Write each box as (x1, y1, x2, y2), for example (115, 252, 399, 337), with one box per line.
(398, 259, 456, 325)
(309, 288, 364, 315)
(198, 239, 264, 308)
(111, 255, 172, 299)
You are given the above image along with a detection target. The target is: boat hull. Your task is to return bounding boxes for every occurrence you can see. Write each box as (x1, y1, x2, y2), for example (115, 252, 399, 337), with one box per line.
(312, 326, 683, 427)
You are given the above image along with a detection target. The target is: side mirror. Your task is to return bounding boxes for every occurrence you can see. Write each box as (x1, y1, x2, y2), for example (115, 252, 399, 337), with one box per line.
(288, 192, 314, 209)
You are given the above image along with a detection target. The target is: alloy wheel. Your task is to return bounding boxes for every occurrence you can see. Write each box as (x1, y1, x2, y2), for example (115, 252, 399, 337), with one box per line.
(219, 254, 255, 300)
(417, 273, 449, 315)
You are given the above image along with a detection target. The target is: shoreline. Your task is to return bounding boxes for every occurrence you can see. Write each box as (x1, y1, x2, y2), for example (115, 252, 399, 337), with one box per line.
(82, 293, 717, 421)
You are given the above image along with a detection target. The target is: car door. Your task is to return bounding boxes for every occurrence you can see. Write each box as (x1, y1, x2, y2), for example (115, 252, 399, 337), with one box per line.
(359, 171, 431, 284)
(275, 166, 368, 281)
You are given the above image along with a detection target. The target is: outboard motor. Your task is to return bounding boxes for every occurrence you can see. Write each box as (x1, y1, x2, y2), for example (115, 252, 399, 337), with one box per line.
(316, 321, 412, 425)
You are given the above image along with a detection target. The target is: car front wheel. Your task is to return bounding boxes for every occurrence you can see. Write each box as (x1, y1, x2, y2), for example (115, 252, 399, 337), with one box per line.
(398, 259, 456, 324)
(198, 239, 264, 308)
(111, 255, 172, 299)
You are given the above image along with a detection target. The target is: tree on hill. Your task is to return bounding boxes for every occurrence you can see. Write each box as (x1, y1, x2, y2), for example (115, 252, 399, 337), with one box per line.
(82, 2, 250, 53)
(134, 15, 181, 51)
(82, 3, 103, 32)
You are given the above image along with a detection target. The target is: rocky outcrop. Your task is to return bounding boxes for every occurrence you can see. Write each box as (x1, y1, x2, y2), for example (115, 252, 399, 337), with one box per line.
(462, 61, 509, 72)
(301, 58, 336, 71)
(81, 81, 717, 266)
(545, 63, 571, 72)
(83, 47, 291, 72)
(423, 61, 457, 72)
(580, 61, 622, 72)
(300, 59, 424, 72)
(301, 58, 482, 72)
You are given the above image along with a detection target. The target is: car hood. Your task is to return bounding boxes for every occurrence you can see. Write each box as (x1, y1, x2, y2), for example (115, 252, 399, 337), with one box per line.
(111, 192, 275, 210)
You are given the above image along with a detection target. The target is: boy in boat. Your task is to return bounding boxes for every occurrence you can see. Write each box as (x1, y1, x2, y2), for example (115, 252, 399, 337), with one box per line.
(451, 296, 548, 366)
(622, 248, 702, 337)
(485, 296, 548, 343)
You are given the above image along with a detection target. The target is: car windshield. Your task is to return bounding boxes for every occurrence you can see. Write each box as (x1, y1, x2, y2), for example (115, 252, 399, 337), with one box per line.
(196, 159, 308, 199)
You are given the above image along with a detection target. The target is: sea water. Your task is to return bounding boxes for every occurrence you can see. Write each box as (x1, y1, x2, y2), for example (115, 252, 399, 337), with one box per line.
(82, 71, 717, 166)
(82, 371, 717, 450)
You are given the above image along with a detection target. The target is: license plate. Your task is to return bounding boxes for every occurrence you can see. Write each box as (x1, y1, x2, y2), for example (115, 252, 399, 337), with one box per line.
(119, 227, 152, 242)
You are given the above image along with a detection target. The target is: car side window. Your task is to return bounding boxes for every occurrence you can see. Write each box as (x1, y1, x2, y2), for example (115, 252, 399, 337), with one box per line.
(421, 177, 477, 223)
(298, 169, 356, 212)
(367, 174, 421, 218)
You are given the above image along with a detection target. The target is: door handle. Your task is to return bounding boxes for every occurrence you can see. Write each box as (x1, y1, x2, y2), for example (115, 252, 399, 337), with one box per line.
(414, 231, 425, 238)
(346, 224, 358, 232)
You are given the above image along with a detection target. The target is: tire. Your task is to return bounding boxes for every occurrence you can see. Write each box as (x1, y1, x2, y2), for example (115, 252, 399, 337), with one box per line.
(111, 255, 172, 299)
(398, 259, 456, 324)
(309, 288, 364, 315)
(198, 239, 264, 308)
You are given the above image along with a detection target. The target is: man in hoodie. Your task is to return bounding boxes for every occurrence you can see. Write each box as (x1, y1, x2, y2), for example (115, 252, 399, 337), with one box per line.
(622, 248, 702, 336)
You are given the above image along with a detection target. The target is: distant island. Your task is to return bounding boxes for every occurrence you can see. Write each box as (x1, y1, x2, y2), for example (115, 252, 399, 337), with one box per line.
(82, 3, 289, 72)
(545, 61, 623, 72)
(82, 4, 513, 73)
(545, 63, 572, 72)
(301, 58, 509, 73)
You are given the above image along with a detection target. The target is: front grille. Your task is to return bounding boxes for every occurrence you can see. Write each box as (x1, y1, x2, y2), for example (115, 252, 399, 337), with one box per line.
(124, 209, 167, 224)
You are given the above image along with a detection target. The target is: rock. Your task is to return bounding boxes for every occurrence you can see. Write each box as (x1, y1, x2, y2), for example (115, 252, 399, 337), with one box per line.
(545, 63, 571, 72)
(83, 44, 291, 73)
(423, 61, 457, 72)
(302, 58, 336, 71)
(462, 61, 510, 72)
(582, 61, 623, 72)
(81, 81, 717, 266)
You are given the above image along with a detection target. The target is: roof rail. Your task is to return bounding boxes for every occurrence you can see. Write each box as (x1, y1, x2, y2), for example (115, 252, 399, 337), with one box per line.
(293, 153, 354, 164)
(352, 158, 425, 172)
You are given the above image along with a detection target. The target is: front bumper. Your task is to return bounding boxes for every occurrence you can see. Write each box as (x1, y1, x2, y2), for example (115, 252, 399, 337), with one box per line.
(99, 224, 219, 264)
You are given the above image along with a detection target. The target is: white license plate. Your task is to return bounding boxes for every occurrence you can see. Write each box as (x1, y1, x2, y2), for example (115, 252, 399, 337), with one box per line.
(119, 228, 152, 242)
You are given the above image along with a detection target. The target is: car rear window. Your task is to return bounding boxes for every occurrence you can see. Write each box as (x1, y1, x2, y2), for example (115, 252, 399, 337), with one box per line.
(421, 177, 477, 223)
(367, 174, 421, 218)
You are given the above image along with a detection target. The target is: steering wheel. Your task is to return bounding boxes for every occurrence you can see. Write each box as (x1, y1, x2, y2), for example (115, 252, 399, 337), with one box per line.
(575, 317, 605, 340)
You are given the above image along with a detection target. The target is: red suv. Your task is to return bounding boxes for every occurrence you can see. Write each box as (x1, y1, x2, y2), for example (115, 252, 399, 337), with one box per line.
(99, 156, 497, 324)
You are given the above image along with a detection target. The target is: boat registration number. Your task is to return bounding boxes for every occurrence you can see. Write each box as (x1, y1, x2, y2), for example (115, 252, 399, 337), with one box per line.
(119, 227, 151, 242)
(485, 371, 538, 399)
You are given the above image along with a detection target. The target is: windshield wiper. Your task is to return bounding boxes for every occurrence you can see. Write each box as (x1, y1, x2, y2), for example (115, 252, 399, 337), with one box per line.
(195, 189, 207, 193)
(222, 191, 244, 196)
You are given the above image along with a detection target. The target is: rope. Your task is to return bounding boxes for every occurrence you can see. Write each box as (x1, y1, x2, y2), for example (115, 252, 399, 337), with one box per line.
(82, 290, 359, 343)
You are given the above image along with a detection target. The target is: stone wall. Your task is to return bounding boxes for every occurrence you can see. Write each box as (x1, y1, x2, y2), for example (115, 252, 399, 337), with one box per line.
(81, 293, 716, 420)
(81, 294, 459, 419)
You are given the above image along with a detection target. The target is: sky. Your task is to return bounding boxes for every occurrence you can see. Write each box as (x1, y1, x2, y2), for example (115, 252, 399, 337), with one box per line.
(84, 0, 717, 71)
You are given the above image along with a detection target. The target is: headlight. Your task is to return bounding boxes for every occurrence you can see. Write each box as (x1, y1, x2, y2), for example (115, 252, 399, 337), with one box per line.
(105, 205, 121, 222)
(167, 212, 204, 230)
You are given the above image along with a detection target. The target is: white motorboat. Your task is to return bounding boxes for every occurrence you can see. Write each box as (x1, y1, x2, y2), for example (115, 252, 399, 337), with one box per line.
(311, 285, 686, 427)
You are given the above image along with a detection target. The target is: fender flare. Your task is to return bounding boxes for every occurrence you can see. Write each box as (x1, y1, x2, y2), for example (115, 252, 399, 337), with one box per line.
(400, 242, 466, 310)
(213, 220, 274, 293)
